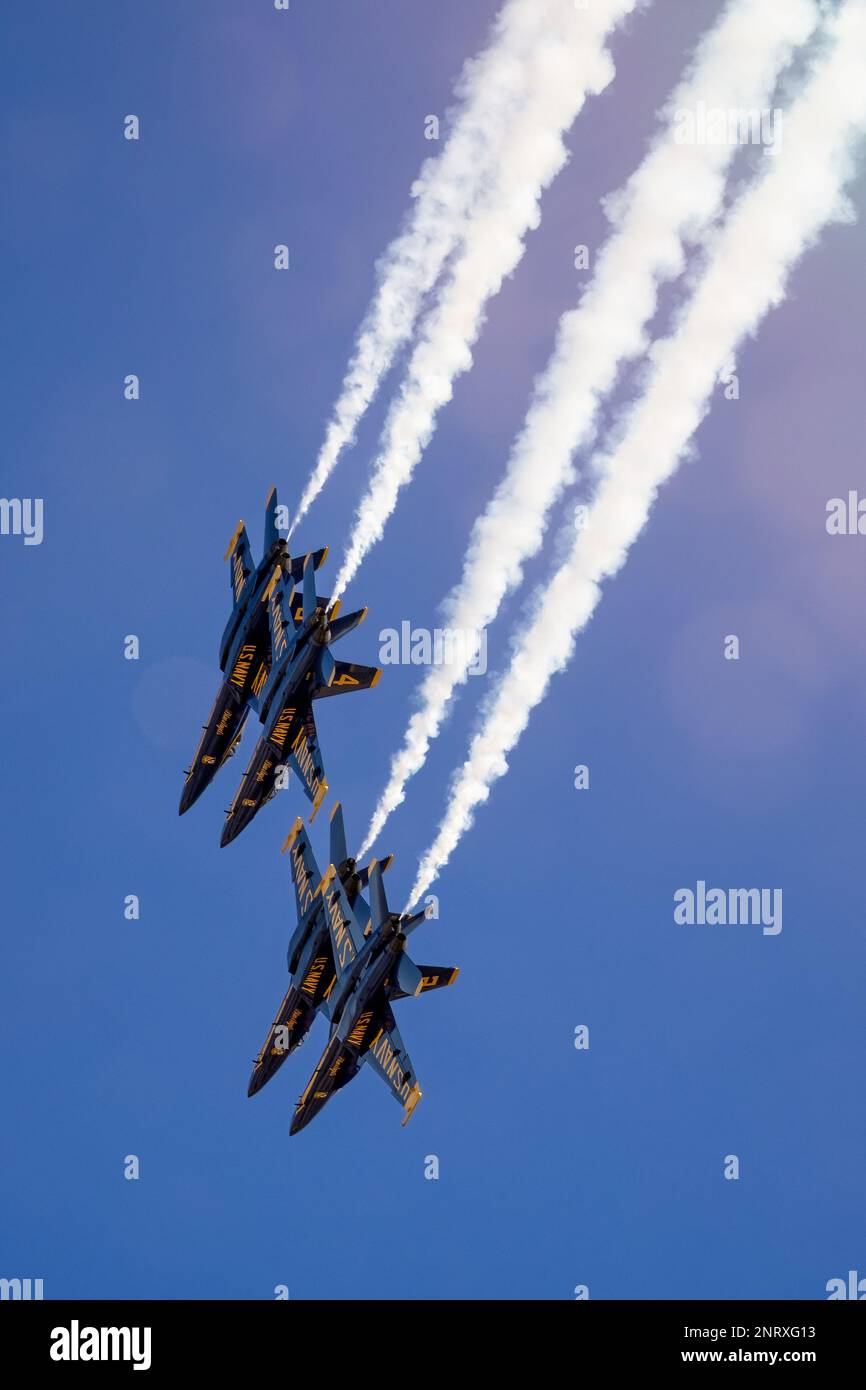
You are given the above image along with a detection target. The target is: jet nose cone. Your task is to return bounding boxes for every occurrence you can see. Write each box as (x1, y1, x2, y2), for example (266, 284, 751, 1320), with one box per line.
(178, 781, 199, 816)
(219, 819, 238, 848)
(289, 1110, 306, 1137)
(247, 1071, 263, 1098)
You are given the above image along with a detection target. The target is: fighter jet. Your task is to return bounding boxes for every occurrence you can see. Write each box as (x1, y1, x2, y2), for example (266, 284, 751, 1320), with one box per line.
(289, 845, 459, 1135)
(219, 551, 379, 846)
(179, 487, 327, 816)
(247, 801, 392, 1097)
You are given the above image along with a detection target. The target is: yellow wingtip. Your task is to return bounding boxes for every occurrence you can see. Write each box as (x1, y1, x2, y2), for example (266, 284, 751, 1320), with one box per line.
(261, 565, 281, 603)
(309, 780, 329, 824)
(281, 816, 304, 854)
(315, 863, 336, 898)
(402, 1086, 423, 1127)
(223, 520, 245, 562)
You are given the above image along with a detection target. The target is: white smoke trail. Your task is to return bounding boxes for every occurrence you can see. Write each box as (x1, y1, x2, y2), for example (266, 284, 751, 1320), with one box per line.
(409, 0, 866, 904)
(330, 0, 640, 597)
(289, 0, 575, 537)
(359, 0, 820, 858)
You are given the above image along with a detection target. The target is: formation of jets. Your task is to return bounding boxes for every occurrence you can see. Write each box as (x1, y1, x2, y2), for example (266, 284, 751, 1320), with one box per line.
(179, 489, 458, 1133)
(250, 803, 458, 1133)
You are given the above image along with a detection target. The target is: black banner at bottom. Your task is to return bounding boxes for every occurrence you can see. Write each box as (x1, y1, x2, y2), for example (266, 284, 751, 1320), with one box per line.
(2, 1298, 861, 1374)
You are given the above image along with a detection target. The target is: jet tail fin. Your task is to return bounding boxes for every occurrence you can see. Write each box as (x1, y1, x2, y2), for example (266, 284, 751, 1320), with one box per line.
(329, 801, 348, 868)
(262, 486, 281, 555)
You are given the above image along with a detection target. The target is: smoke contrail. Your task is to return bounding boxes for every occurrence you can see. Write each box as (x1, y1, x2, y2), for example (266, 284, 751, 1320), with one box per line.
(409, 0, 866, 904)
(359, 0, 820, 858)
(289, 0, 579, 537)
(330, 0, 640, 597)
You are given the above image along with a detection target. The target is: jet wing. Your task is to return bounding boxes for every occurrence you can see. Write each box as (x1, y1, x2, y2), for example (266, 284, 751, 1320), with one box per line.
(282, 817, 323, 926)
(286, 708, 328, 820)
(364, 1007, 423, 1124)
(224, 520, 255, 607)
(319, 868, 368, 979)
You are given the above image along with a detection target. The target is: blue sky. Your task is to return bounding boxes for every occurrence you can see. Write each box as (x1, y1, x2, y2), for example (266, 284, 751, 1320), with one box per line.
(2, 0, 864, 1299)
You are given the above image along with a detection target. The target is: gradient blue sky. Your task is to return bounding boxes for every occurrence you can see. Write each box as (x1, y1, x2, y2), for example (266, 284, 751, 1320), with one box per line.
(2, 0, 864, 1299)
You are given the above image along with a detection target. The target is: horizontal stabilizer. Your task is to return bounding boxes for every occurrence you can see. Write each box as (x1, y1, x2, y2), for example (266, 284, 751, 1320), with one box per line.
(413, 966, 460, 995)
(328, 608, 368, 643)
(285, 547, 328, 584)
(391, 962, 458, 1001)
(355, 852, 393, 890)
(312, 661, 381, 700)
(395, 954, 423, 998)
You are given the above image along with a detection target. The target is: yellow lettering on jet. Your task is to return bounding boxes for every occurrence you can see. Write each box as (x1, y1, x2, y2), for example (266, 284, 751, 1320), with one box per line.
(327, 892, 356, 970)
(229, 643, 258, 690)
(300, 955, 328, 998)
(347, 1011, 373, 1048)
(251, 662, 268, 697)
(270, 587, 288, 659)
(270, 706, 295, 750)
(215, 707, 233, 737)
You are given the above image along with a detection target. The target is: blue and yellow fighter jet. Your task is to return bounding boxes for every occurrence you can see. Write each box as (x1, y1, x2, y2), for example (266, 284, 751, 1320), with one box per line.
(219, 554, 380, 846)
(247, 801, 391, 1097)
(289, 832, 459, 1135)
(179, 488, 327, 816)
